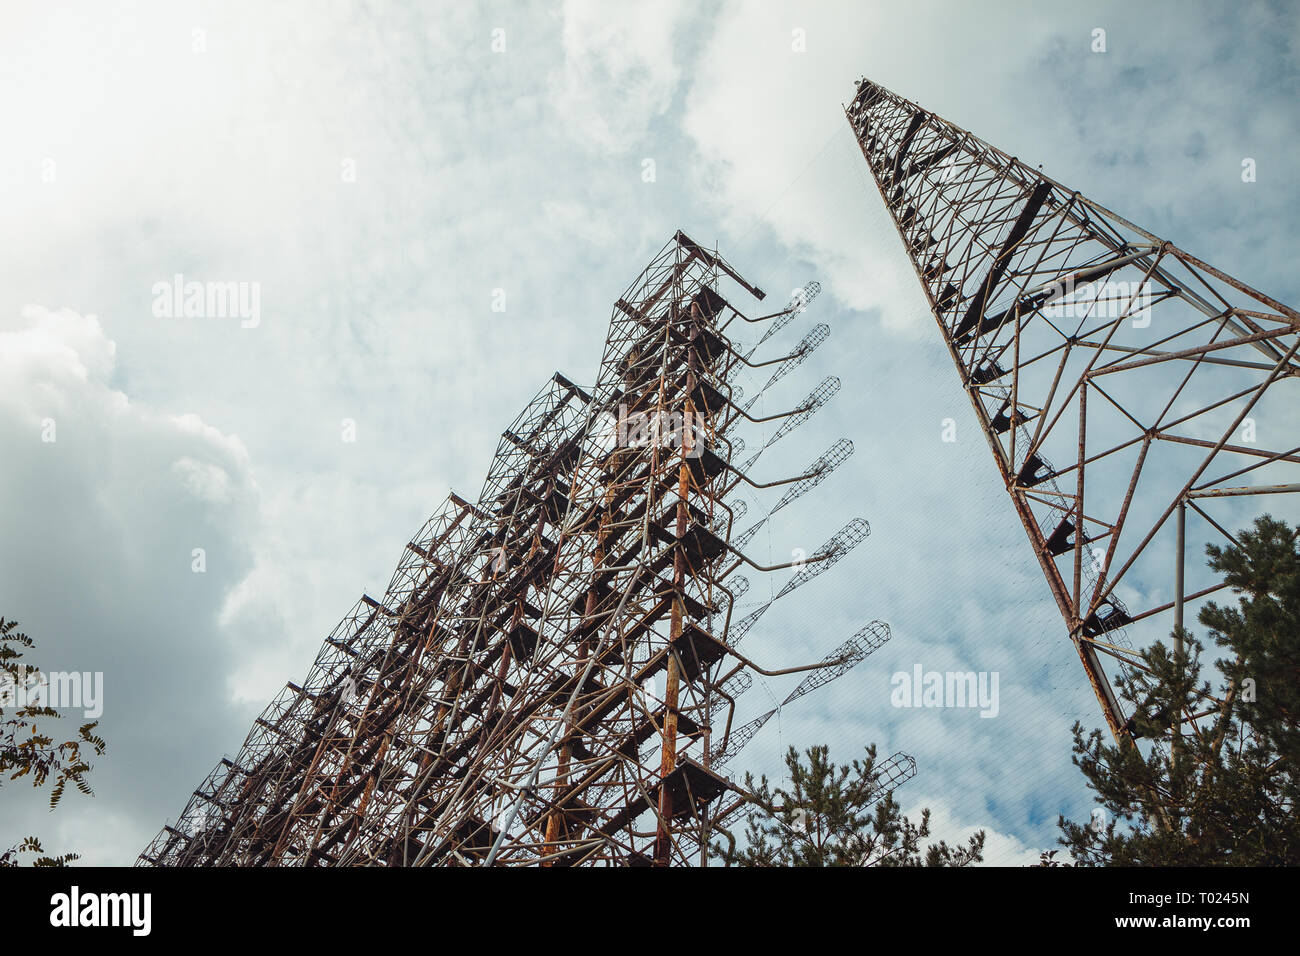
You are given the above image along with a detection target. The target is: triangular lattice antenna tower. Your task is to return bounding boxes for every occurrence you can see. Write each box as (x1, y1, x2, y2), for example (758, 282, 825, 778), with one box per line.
(846, 77, 1299, 747)
(138, 231, 899, 866)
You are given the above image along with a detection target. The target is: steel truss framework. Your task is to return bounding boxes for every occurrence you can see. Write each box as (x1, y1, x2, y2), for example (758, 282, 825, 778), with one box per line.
(847, 78, 1300, 745)
(140, 231, 901, 867)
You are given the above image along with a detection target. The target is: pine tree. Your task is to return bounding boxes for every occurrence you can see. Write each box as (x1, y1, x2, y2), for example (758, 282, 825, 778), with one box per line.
(712, 743, 985, 866)
(1055, 515, 1300, 864)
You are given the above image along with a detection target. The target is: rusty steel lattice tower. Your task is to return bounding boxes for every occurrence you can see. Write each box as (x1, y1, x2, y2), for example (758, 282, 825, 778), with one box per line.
(139, 230, 902, 867)
(847, 78, 1300, 746)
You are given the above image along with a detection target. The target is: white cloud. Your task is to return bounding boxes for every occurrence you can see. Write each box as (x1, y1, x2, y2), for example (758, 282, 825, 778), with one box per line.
(0, 305, 260, 863)
(903, 796, 1046, 867)
(0, 306, 117, 389)
(549, 0, 695, 153)
(171, 456, 234, 504)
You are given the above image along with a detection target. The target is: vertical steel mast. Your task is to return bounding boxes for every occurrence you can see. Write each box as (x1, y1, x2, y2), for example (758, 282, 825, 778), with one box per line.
(847, 77, 1300, 745)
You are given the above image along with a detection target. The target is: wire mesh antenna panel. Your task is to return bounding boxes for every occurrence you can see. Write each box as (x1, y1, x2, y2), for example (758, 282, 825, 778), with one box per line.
(845, 77, 1300, 749)
(138, 230, 895, 867)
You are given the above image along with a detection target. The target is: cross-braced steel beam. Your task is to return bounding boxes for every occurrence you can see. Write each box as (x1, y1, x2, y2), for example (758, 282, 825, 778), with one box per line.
(846, 76, 1300, 748)
(138, 231, 892, 867)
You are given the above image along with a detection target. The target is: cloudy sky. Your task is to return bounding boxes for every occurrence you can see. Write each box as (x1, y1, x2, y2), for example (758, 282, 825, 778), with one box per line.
(2, 0, 1297, 866)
